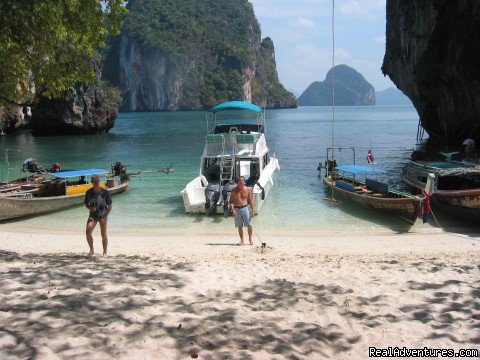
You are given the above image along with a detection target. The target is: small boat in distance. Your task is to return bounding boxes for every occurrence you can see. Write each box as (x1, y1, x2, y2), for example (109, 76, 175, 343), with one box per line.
(401, 156, 480, 223)
(321, 147, 424, 225)
(0, 165, 129, 221)
(181, 101, 280, 215)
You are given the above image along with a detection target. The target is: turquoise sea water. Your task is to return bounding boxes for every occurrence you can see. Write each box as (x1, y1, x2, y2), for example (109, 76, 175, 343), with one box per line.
(0, 106, 471, 235)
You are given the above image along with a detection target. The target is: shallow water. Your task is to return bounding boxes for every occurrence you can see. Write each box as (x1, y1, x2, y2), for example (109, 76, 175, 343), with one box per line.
(0, 106, 474, 235)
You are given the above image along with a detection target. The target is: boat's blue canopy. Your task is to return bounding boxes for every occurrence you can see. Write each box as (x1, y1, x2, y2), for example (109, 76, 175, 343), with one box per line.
(50, 169, 108, 178)
(336, 165, 387, 175)
(208, 101, 262, 113)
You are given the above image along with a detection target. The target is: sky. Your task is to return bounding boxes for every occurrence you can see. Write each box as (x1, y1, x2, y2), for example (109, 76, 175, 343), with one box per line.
(248, 0, 394, 96)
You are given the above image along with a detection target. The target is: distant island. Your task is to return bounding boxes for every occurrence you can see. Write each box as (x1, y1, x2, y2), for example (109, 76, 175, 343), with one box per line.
(298, 65, 375, 106)
(375, 87, 413, 107)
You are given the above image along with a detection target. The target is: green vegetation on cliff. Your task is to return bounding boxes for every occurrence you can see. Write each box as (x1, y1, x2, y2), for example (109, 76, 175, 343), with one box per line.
(298, 65, 375, 106)
(104, 0, 296, 110)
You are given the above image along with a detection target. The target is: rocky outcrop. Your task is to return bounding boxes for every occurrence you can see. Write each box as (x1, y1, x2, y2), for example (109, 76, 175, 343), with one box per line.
(298, 65, 375, 106)
(0, 105, 31, 135)
(106, 0, 296, 111)
(30, 58, 120, 136)
(31, 83, 118, 135)
(382, 0, 480, 142)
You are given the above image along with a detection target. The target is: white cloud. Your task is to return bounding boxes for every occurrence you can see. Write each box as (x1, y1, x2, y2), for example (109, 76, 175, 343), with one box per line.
(334, 47, 350, 59)
(374, 36, 386, 44)
(293, 17, 316, 29)
(294, 44, 330, 62)
(249, 0, 330, 19)
(339, 0, 385, 19)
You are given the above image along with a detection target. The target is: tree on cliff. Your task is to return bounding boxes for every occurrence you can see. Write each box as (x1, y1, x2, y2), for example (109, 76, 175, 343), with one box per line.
(0, 0, 127, 107)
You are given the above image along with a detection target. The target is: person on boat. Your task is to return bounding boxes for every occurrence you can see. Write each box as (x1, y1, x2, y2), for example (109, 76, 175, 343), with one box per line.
(49, 162, 62, 172)
(229, 176, 254, 246)
(84, 174, 112, 256)
(463, 138, 475, 159)
(246, 171, 259, 187)
(22, 158, 40, 173)
(366, 149, 375, 164)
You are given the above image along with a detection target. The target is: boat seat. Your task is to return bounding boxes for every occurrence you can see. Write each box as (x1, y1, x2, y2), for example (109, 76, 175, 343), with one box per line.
(366, 179, 388, 194)
(236, 134, 256, 144)
(205, 134, 224, 143)
(335, 180, 355, 192)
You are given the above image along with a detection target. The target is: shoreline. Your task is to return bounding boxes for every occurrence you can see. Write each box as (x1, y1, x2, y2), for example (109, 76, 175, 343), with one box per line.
(0, 227, 478, 257)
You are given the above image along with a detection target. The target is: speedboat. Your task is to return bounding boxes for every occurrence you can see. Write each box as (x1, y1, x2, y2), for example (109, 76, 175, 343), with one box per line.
(181, 101, 280, 215)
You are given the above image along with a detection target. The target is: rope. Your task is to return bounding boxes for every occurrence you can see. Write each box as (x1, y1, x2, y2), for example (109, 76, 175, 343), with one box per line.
(429, 207, 442, 228)
(429, 206, 480, 240)
(330, 0, 335, 161)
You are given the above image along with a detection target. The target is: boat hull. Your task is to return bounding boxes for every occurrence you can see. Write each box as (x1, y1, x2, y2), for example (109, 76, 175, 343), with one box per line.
(402, 173, 480, 223)
(0, 182, 129, 221)
(323, 177, 421, 224)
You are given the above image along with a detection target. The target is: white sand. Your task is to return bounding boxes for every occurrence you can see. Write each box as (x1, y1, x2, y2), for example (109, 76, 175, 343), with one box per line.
(0, 228, 479, 359)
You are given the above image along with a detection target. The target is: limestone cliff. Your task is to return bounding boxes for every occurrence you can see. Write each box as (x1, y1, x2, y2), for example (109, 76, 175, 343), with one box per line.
(298, 65, 375, 106)
(104, 0, 296, 111)
(31, 83, 118, 135)
(382, 0, 480, 142)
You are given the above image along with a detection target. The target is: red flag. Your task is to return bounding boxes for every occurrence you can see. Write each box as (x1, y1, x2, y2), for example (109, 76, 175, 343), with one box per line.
(366, 150, 375, 164)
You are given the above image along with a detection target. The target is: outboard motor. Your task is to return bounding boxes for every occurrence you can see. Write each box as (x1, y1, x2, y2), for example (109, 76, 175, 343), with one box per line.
(205, 182, 220, 215)
(326, 159, 337, 173)
(112, 161, 129, 182)
(22, 158, 41, 173)
(222, 182, 237, 216)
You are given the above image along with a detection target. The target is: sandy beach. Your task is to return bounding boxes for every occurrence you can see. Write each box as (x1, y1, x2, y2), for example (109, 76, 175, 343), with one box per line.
(0, 227, 479, 359)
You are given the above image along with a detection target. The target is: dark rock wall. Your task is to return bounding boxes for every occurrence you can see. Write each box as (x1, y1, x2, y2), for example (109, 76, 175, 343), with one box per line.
(382, 0, 480, 142)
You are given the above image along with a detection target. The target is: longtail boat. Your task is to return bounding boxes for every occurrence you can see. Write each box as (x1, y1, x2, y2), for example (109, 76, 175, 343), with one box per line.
(321, 148, 424, 225)
(401, 159, 480, 223)
(0, 168, 128, 221)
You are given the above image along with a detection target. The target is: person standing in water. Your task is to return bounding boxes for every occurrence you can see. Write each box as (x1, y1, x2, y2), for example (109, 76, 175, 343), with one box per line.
(229, 176, 254, 245)
(84, 174, 112, 256)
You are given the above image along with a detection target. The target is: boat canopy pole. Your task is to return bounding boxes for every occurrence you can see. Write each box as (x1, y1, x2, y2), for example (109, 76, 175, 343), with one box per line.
(323, 0, 341, 205)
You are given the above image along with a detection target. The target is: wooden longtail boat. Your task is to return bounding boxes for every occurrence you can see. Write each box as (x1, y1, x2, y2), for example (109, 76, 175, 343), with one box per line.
(323, 161, 423, 225)
(401, 160, 480, 223)
(0, 168, 128, 221)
